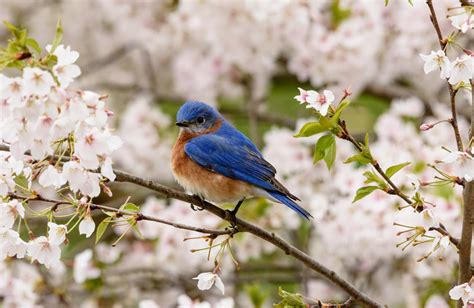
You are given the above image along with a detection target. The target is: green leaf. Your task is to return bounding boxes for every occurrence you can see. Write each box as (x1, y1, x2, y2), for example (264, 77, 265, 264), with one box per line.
(3, 21, 21, 39)
(129, 219, 143, 239)
(323, 137, 336, 170)
(364, 133, 370, 148)
(331, 99, 350, 123)
(95, 217, 111, 243)
(294, 122, 326, 138)
(344, 152, 372, 165)
(363, 171, 387, 187)
(353, 186, 379, 203)
(14, 174, 30, 192)
(25, 38, 41, 54)
(123, 203, 140, 213)
(103, 211, 116, 217)
(385, 0, 390, 5)
(50, 19, 63, 53)
(274, 287, 305, 308)
(319, 116, 334, 130)
(313, 134, 331, 163)
(385, 162, 411, 178)
(313, 134, 337, 170)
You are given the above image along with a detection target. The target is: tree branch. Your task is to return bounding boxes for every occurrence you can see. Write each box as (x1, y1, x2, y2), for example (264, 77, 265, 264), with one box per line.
(425, 3, 472, 307)
(336, 120, 460, 247)
(426, 0, 464, 152)
(11, 193, 231, 237)
(112, 170, 383, 307)
(0, 144, 380, 306)
(458, 79, 474, 296)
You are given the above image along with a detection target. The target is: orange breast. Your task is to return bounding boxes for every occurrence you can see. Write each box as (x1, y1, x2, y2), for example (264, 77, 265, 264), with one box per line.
(171, 131, 252, 204)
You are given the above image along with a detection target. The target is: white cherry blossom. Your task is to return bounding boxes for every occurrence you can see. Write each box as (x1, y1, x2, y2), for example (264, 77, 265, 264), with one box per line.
(192, 272, 225, 294)
(420, 50, 451, 79)
(27, 236, 61, 268)
(74, 127, 110, 169)
(22, 68, 55, 97)
(0, 228, 27, 260)
(440, 149, 474, 182)
(47, 222, 67, 246)
(46, 45, 81, 88)
(306, 90, 335, 116)
(38, 165, 66, 189)
(0, 77, 24, 106)
(449, 282, 474, 307)
(79, 215, 95, 238)
(449, 7, 474, 33)
(0, 199, 25, 228)
(448, 55, 472, 85)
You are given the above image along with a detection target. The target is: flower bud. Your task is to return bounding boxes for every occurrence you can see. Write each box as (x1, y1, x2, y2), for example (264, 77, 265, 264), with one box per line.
(419, 123, 433, 131)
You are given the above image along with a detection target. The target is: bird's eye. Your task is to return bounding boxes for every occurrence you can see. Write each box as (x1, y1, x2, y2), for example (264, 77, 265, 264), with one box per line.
(196, 116, 205, 124)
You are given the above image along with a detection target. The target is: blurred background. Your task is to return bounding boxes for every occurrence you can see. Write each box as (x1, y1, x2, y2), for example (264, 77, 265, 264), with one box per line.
(1, 0, 473, 307)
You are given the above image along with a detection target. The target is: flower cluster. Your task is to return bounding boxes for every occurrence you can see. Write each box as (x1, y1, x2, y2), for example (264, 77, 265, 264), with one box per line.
(0, 36, 121, 272)
(420, 49, 472, 86)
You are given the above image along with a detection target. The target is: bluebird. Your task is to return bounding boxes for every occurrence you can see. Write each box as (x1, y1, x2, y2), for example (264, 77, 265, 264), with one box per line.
(171, 101, 312, 220)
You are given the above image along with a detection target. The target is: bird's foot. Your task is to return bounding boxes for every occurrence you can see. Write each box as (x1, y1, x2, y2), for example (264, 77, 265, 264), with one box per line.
(225, 198, 245, 233)
(225, 209, 239, 233)
(190, 195, 205, 211)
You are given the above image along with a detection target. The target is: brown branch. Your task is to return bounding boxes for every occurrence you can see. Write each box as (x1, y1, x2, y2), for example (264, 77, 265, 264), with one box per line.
(430, 226, 460, 247)
(426, 0, 464, 152)
(459, 182, 474, 284)
(425, 3, 472, 306)
(339, 120, 420, 206)
(0, 144, 380, 306)
(458, 80, 474, 295)
(112, 170, 383, 307)
(337, 120, 460, 247)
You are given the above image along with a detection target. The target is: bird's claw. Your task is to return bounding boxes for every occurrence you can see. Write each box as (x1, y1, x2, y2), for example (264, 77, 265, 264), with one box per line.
(190, 203, 204, 211)
(225, 209, 239, 232)
(190, 195, 205, 211)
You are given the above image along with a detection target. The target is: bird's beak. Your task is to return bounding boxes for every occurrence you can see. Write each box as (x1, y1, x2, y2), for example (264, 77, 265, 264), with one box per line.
(175, 121, 190, 127)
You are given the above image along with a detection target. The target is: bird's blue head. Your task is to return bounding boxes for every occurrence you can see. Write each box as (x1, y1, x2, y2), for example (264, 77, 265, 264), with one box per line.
(176, 101, 222, 134)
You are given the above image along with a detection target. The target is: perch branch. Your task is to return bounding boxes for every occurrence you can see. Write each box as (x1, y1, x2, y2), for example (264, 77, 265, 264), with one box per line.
(112, 170, 382, 307)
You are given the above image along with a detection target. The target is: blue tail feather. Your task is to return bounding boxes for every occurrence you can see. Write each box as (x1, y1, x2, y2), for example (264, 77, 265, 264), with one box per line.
(267, 191, 312, 220)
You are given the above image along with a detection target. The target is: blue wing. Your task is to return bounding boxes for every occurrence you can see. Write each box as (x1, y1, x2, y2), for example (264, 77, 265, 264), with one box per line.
(184, 133, 277, 191)
(184, 126, 312, 219)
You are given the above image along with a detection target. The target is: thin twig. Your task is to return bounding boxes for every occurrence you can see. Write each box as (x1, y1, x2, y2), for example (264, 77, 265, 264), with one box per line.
(11, 193, 231, 237)
(337, 120, 460, 247)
